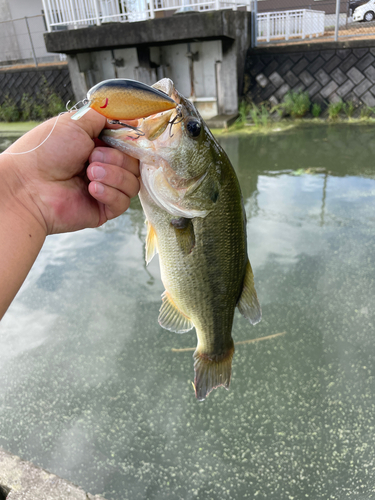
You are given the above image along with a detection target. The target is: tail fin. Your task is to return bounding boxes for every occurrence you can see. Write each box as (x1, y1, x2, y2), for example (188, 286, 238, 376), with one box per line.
(193, 345, 234, 401)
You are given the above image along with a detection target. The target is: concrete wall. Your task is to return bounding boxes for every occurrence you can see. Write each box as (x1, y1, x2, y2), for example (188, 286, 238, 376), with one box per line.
(244, 39, 375, 108)
(46, 11, 251, 119)
(68, 40, 222, 118)
(0, 64, 73, 105)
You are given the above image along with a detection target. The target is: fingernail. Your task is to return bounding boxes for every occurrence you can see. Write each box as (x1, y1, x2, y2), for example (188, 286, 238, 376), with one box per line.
(91, 166, 106, 180)
(94, 182, 105, 194)
(91, 151, 104, 163)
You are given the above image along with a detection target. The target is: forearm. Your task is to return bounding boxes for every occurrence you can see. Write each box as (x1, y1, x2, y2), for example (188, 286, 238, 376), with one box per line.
(0, 155, 46, 319)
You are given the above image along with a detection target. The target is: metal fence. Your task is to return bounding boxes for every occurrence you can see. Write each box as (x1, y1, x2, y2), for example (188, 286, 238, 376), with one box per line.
(42, 0, 250, 29)
(252, 0, 375, 46)
(0, 15, 66, 67)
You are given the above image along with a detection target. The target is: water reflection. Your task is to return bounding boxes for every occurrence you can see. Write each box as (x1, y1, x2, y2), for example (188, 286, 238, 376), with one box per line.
(1, 124, 375, 499)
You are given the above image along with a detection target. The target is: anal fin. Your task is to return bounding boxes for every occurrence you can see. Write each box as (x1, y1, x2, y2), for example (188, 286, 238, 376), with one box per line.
(237, 260, 262, 325)
(146, 220, 158, 265)
(158, 291, 194, 333)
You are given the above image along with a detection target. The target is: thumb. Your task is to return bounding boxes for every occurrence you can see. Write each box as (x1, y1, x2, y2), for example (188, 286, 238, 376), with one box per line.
(71, 108, 108, 139)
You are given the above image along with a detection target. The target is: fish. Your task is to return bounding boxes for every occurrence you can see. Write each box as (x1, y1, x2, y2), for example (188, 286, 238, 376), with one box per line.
(71, 78, 176, 122)
(100, 78, 261, 401)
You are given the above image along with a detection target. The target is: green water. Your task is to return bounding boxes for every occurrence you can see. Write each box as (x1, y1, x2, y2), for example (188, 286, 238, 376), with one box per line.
(1, 123, 375, 499)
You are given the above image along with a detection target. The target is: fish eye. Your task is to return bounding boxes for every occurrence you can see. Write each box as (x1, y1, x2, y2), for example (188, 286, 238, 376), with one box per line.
(185, 118, 201, 138)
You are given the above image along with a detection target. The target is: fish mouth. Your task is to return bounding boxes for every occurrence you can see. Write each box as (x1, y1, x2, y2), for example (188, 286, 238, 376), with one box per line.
(100, 109, 210, 219)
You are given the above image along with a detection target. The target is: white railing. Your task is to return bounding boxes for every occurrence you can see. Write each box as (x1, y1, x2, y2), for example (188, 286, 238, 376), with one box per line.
(41, 0, 250, 31)
(257, 9, 325, 42)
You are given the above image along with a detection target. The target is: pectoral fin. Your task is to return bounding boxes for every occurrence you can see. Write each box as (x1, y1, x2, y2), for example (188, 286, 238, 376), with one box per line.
(146, 221, 158, 265)
(158, 291, 194, 333)
(171, 217, 195, 256)
(237, 260, 262, 325)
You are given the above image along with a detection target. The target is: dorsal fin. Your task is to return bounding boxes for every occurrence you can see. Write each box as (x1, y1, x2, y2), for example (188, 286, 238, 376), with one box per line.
(145, 220, 158, 265)
(158, 291, 194, 333)
(237, 260, 262, 325)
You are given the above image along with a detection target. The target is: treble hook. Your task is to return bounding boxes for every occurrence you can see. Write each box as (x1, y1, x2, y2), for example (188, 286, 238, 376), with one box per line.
(168, 105, 183, 138)
(107, 119, 145, 137)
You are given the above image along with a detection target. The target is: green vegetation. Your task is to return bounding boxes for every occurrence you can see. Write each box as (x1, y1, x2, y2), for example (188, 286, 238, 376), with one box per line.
(0, 82, 66, 122)
(281, 90, 311, 118)
(327, 100, 345, 120)
(344, 101, 356, 118)
(236, 101, 272, 129)
(312, 103, 322, 118)
(360, 105, 374, 119)
(230, 96, 375, 135)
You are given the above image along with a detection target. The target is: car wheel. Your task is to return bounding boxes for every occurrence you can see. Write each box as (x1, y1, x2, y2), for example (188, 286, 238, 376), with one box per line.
(364, 10, 375, 21)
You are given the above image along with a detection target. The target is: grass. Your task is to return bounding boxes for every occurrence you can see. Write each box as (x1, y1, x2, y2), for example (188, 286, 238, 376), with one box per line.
(281, 90, 311, 118)
(0, 81, 67, 123)
(327, 100, 345, 120)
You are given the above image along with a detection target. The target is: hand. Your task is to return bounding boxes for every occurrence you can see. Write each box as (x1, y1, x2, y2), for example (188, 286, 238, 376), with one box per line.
(2, 110, 139, 235)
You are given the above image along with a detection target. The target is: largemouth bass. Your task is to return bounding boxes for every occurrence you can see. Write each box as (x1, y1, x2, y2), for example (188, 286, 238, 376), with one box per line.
(101, 78, 261, 401)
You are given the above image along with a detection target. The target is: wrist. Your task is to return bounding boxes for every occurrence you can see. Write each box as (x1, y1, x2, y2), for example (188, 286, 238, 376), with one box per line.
(0, 153, 48, 238)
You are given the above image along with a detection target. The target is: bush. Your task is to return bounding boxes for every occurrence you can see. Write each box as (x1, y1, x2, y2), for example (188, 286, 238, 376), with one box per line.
(328, 100, 345, 120)
(0, 81, 67, 122)
(282, 90, 311, 118)
(0, 95, 20, 122)
(248, 103, 271, 127)
(311, 103, 322, 118)
(235, 101, 250, 128)
(344, 101, 356, 118)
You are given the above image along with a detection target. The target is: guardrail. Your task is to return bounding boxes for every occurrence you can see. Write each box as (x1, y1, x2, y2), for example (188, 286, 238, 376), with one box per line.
(41, 0, 250, 31)
(257, 9, 325, 43)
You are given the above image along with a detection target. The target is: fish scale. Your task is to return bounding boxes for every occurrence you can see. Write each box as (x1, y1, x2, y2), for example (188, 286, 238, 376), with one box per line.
(101, 78, 261, 401)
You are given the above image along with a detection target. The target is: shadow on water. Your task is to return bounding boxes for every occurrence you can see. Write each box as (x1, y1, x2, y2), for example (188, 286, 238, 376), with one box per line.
(1, 123, 375, 499)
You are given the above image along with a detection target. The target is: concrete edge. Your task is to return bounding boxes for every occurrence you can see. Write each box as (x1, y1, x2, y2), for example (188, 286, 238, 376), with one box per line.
(250, 38, 375, 55)
(0, 448, 108, 500)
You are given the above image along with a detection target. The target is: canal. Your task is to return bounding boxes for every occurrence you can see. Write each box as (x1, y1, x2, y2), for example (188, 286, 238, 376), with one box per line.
(1, 123, 375, 499)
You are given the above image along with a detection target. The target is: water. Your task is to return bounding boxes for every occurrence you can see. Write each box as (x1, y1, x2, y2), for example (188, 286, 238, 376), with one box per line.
(1, 123, 375, 499)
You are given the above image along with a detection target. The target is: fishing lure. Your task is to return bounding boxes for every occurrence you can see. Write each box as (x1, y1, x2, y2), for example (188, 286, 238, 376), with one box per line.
(71, 79, 177, 130)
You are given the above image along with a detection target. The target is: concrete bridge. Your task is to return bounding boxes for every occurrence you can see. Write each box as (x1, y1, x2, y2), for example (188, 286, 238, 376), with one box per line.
(44, 10, 252, 126)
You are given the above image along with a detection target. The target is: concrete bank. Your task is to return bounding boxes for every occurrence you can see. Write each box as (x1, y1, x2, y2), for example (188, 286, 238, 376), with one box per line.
(0, 448, 107, 500)
(244, 39, 375, 109)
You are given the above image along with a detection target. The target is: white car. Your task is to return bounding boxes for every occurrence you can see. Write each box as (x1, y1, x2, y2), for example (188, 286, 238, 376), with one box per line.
(353, 0, 375, 21)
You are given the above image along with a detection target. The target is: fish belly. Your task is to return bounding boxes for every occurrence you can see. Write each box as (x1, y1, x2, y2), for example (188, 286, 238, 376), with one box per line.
(139, 175, 247, 400)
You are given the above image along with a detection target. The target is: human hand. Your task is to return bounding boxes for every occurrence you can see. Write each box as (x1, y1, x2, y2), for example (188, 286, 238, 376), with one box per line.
(1, 110, 139, 235)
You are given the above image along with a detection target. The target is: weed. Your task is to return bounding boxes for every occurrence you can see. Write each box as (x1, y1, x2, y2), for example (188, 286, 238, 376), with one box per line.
(235, 101, 250, 128)
(282, 90, 311, 118)
(344, 101, 356, 118)
(0, 95, 20, 122)
(0, 84, 67, 122)
(247, 103, 271, 127)
(259, 104, 270, 127)
(328, 100, 345, 120)
(311, 103, 322, 118)
(360, 106, 374, 118)
(47, 92, 65, 116)
(249, 103, 260, 127)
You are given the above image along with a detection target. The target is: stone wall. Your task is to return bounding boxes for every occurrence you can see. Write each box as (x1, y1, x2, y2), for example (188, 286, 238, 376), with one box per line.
(0, 64, 73, 106)
(244, 40, 375, 108)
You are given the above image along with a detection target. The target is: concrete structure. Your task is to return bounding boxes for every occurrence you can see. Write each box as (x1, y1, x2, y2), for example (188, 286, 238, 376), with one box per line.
(245, 38, 375, 108)
(0, 447, 107, 500)
(44, 10, 251, 121)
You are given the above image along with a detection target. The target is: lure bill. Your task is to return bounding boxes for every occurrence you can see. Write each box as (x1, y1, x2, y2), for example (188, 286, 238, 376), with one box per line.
(71, 79, 177, 122)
